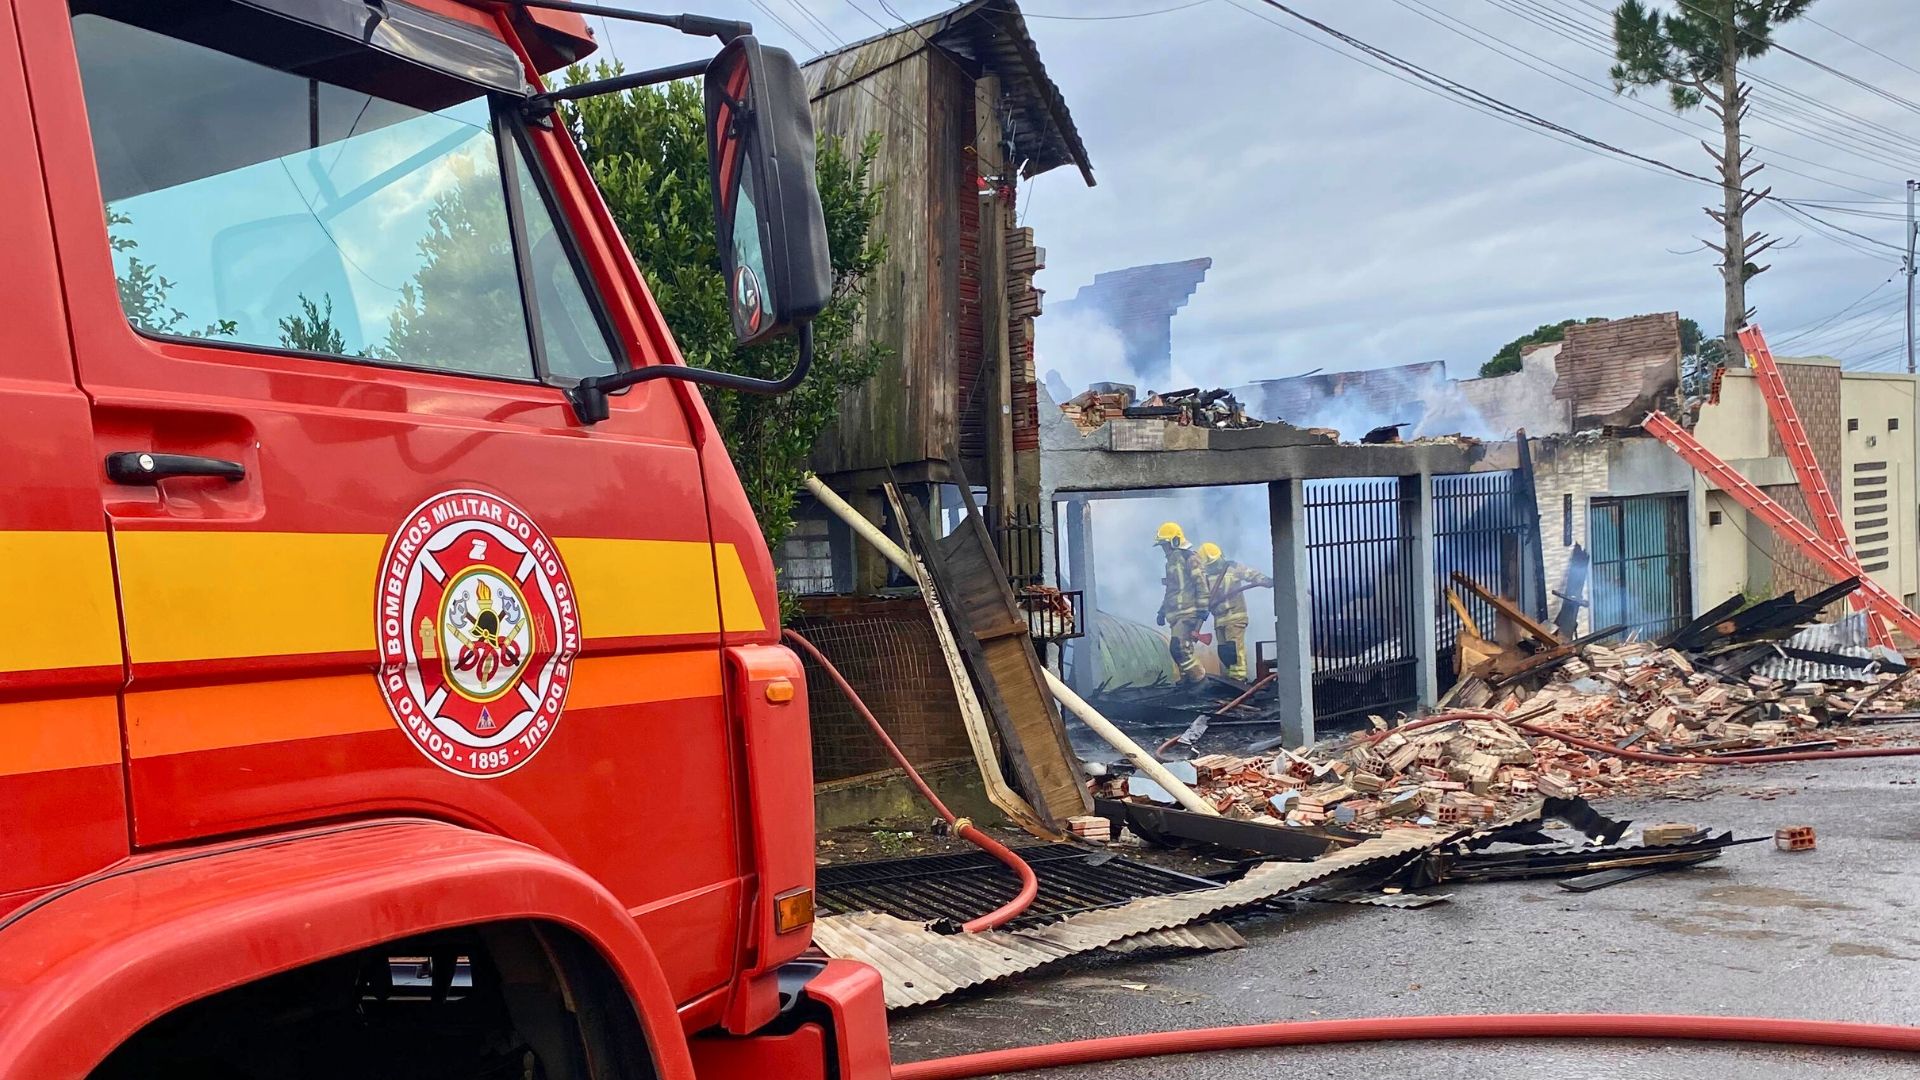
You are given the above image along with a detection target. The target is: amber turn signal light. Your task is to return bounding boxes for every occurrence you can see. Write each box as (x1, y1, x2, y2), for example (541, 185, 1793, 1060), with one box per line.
(773, 887, 815, 933)
(764, 677, 796, 704)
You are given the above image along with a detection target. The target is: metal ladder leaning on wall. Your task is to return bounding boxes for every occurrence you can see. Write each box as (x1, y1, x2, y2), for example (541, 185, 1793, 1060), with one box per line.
(1642, 409, 1920, 643)
(1738, 325, 1894, 647)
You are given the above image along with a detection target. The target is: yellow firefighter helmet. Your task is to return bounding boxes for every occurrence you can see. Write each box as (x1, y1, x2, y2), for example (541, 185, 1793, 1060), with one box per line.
(1198, 542, 1223, 564)
(1155, 521, 1186, 545)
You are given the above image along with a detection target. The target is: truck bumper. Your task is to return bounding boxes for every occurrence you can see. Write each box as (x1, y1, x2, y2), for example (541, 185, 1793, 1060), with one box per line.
(689, 958, 890, 1080)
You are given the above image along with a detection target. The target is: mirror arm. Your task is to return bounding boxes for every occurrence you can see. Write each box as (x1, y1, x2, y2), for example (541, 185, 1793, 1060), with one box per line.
(567, 323, 814, 424)
(502, 1, 750, 43)
(523, 58, 710, 122)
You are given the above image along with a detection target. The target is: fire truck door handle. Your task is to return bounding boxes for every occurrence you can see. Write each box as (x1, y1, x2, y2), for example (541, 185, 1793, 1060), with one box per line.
(105, 451, 247, 485)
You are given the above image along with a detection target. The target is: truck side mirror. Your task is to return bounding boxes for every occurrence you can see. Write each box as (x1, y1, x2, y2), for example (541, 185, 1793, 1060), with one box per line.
(564, 34, 830, 425)
(705, 36, 830, 346)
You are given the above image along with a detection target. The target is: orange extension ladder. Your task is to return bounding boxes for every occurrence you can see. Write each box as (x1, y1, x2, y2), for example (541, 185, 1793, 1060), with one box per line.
(1738, 325, 1894, 647)
(1643, 410, 1920, 643)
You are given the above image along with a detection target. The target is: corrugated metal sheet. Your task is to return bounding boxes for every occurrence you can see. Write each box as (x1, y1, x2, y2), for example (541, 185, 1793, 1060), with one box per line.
(1754, 614, 1906, 682)
(1311, 889, 1453, 909)
(1103, 921, 1247, 954)
(813, 827, 1455, 1008)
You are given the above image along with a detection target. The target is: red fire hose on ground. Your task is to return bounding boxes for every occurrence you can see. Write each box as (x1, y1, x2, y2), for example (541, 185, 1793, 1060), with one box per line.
(784, 629, 1036, 932)
(892, 1014, 1920, 1078)
(782, 635, 1920, 1071)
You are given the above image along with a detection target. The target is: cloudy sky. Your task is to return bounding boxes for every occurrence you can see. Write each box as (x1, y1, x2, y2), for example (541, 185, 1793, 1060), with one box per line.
(600, 0, 1920, 388)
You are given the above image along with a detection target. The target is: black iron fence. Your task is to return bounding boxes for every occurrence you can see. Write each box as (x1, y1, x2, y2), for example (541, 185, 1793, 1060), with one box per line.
(1432, 470, 1532, 685)
(991, 503, 1048, 591)
(1304, 478, 1419, 728)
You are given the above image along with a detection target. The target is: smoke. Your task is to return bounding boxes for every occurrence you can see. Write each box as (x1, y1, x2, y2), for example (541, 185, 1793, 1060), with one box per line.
(1039, 300, 1512, 443)
(1238, 363, 1507, 442)
(1035, 306, 1132, 400)
(1062, 485, 1275, 643)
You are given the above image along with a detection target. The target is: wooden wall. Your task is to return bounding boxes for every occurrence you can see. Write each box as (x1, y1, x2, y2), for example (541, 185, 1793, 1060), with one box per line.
(806, 47, 949, 477)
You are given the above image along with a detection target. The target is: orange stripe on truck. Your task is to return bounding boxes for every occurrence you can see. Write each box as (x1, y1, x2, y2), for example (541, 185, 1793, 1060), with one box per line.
(0, 695, 122, 777)
(126, 650, 723, 758)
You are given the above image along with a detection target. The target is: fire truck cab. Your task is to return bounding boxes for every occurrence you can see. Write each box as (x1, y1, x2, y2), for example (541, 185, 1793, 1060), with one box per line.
(0, 1, 885, 1077)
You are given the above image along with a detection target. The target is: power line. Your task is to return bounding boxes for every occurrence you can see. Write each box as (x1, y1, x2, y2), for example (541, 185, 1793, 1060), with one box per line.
(1022, 0, 1214, 20)
(1654, 0, 1920, 117)
(1392, 0, 1914, 193)
(1775, 200, 1906, 256)
(1770, 275, 1899, 345)
(780, 0, 845, 44)
(1805, 13, 1920, 80)
(1234, 0, 1902, 262)
(1517, 0, 1920, 178)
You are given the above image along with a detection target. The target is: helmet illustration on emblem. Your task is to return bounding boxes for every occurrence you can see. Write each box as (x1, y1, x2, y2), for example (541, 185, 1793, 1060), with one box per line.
(376, 489, 579, 777)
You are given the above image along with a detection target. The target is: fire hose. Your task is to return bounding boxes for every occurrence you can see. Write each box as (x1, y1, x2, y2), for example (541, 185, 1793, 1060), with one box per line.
(783, 628, 1037, 932)
(892, 1014, 1920, 1078)
(1365, 709, 1920, 765)
(781, 639, 1920, 1070)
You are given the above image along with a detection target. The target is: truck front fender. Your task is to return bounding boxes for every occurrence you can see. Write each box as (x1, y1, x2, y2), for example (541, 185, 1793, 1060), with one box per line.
(0, 818, 694, 1080)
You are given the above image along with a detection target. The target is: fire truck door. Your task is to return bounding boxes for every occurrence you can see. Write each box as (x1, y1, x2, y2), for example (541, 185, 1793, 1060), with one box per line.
(21, 2, 756, 1001)
(0, 0, 129, 903)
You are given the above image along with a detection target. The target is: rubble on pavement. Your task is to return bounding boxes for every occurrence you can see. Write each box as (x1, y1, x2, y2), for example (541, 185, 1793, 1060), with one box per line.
(1101, 633, 1916, 831)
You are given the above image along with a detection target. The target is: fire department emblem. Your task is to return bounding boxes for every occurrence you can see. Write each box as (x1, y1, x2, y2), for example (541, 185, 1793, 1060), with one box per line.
(376, 489, 579, 777)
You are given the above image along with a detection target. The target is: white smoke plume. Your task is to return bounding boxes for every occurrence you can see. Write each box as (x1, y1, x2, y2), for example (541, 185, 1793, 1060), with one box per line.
(1062, 486, 1275, 642)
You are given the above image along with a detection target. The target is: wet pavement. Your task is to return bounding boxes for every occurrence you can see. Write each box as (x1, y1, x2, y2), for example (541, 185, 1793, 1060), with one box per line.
(887, 752, 1920, 1078)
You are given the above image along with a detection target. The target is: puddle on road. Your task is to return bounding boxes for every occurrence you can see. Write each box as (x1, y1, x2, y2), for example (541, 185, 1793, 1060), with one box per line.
(1693, 884, 1860, 912)
(1829, 941, 1915, 961)
(1631, 911, 1804, 943)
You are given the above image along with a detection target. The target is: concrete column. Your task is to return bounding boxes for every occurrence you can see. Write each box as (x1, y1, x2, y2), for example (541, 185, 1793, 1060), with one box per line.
(1062, 498, 1100, 692)
(1268, 480, 1314, 747)
(1401, 474, 1440, 707)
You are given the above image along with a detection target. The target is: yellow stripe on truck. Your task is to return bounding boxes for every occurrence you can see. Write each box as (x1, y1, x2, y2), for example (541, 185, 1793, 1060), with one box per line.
(110, 532, 765, 665)
(116, 531, 385, 663)
(1, 531, 123, 673)
(561, 537, 766, 640)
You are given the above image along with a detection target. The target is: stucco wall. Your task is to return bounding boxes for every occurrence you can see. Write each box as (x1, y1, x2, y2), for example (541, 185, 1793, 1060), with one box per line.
(1690, 364, 1920, 610)
(1457, 342, 1570, 437)
(1841, 371, 1919, 604)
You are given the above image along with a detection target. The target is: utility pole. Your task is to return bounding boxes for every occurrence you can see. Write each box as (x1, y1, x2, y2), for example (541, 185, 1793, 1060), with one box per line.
(1907, 178, 1917, 376)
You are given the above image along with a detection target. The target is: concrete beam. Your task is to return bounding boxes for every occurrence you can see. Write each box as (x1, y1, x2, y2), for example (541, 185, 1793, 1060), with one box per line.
(1050, 440, 1497, 494)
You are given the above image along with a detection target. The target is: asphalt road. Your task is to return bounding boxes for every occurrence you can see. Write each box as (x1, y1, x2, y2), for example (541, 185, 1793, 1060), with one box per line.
(887, 752, 1920, 1079)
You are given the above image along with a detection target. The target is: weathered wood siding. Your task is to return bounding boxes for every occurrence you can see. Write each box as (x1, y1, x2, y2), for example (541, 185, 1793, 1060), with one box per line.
(805, 46, 952, 476)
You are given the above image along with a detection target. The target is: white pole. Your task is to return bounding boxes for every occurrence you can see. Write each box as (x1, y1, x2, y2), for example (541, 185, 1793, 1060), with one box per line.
(803, 475, 1220, 816)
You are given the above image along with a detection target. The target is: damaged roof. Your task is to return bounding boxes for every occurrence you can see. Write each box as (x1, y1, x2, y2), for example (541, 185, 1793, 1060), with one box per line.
(801, 0, 1094, 185)
(1553, 312, 1682, 426)
(1233, 360, 1448, 428)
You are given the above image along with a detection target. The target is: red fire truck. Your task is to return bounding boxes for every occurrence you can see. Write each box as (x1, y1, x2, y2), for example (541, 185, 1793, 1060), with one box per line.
(0, 1, 888, 1076)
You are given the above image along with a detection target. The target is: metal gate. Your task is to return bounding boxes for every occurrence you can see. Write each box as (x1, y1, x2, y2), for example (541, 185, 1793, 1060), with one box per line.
(1305, 479, 1418, 727)
(1433, 471, 1532, 684)
(1590, 493, 1692, 640)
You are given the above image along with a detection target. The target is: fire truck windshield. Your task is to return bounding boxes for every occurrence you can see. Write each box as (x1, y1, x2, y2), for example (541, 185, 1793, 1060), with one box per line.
(70, 11, 620, 383)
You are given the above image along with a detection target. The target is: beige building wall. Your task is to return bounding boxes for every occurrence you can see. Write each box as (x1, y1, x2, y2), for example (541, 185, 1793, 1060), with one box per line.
(1840, 371, 1919, 604)
(1691, 364, 1920, 611)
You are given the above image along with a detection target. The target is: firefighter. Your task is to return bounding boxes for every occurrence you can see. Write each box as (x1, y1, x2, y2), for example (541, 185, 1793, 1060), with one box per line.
(1199, 541, 1274, 682)
(1154, 522, 1208, 686)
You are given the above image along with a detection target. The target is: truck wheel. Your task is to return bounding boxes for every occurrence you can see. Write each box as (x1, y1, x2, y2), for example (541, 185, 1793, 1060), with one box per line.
(90, 922, 652, 1080)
